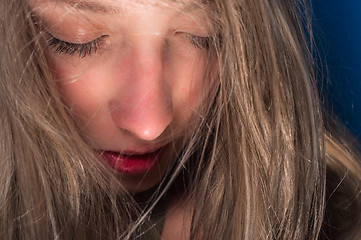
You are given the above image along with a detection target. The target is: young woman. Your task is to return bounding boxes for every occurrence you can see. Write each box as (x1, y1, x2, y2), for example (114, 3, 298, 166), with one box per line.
(1, 0, 361, 239)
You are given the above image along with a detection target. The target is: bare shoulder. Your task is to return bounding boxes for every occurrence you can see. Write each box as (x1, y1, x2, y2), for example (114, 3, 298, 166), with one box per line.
(161, 194, 193, 240)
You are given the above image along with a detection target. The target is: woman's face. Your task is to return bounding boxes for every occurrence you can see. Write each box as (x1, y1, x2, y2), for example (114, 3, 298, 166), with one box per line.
(30, 0, 213, 192)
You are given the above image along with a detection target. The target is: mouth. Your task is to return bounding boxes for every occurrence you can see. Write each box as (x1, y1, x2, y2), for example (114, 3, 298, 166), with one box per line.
(98, 147, 165, 175)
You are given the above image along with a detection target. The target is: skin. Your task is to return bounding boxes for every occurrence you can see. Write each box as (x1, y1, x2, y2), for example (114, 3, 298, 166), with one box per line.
(29, 0, 213, 193)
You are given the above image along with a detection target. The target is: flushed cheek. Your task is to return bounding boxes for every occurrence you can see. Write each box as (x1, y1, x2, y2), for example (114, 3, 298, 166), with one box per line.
(171, 62, 209, 125)
(58, 79, 101, 117)
(56, 74, 121, 144)
(49, 56, 108, 116)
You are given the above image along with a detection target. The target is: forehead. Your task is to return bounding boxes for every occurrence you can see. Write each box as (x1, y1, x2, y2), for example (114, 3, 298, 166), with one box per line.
(28, 0, 204, 14)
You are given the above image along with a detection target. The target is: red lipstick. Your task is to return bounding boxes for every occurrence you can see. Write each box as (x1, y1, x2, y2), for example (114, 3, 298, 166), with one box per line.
(99, 149, 162, 175)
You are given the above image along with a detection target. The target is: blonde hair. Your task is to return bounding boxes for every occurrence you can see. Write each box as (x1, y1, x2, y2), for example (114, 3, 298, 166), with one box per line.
(1, 0, 361, 239)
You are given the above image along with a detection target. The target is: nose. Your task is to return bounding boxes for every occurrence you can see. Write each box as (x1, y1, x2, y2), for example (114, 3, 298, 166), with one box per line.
(109, 45, 173, 141)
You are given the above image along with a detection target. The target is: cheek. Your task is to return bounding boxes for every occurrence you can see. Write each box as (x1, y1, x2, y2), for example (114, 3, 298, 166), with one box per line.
(58, 79, 99, 117)
(50, 58, 107, 119)
(171, 57, 211, 126)
(54, 65, 119, 144)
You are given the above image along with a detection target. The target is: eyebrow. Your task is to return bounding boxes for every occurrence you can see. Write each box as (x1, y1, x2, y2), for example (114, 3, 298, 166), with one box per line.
(60, 1, 120, 14)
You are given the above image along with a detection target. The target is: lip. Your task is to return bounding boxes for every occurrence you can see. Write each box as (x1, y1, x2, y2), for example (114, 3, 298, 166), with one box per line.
(98, 147, 165, 175)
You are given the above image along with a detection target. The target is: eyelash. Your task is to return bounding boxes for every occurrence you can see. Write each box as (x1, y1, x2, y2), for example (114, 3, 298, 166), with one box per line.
(47, 33, 211, 58)
(47, 34, 106, 58)
(187, 35, 212, 50)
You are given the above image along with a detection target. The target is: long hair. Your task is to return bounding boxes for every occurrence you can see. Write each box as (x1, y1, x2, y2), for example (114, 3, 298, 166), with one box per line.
(1, 0, 361, 239)
(1, 1, 141, 239)
(191, 0, 324, 238)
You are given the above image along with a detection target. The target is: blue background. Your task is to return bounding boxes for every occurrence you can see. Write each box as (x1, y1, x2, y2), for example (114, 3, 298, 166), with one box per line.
(313, 0, 361, 137)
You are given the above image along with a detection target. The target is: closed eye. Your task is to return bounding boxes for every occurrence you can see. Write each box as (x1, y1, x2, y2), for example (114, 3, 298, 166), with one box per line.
(46, 33, 107, 58)
(186, 34, 212, 49)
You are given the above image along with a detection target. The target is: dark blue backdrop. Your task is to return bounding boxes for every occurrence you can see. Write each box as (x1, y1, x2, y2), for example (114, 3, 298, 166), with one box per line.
(313, 0, 361, 137)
